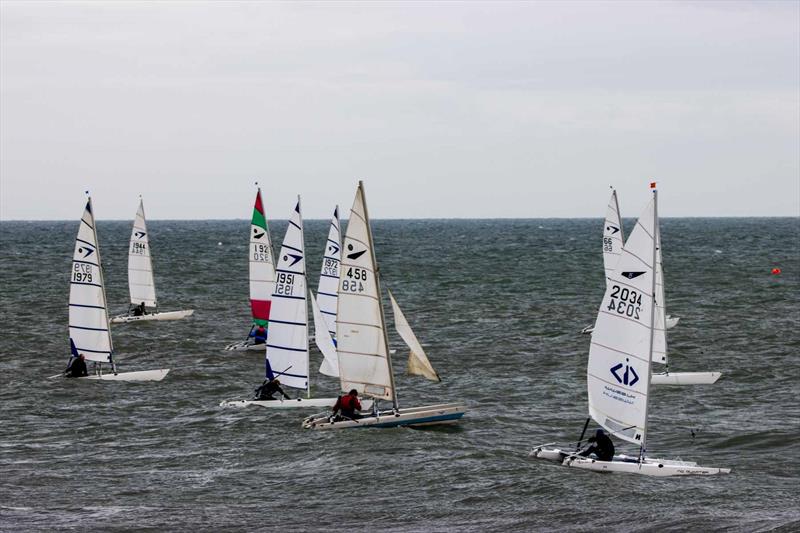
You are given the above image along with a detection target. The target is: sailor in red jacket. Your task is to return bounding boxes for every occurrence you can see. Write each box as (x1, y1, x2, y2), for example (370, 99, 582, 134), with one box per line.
(332, 389, 362, 420)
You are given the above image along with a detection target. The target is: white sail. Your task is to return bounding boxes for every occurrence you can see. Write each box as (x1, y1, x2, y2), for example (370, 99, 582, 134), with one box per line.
(127, 198, 157, 308)
(336, 182, 395, 402)
(602, 188, 624, 280)
(388, 290, 440, 382)
(587, 194, 656, 446)
(264, 198, 309, 391)
(316, 206, 341, 345)
(69, 198, 113, 364)
(249, 187, 276, 328)
(652, 223, 668, 365)
(311, 291, 339, 377)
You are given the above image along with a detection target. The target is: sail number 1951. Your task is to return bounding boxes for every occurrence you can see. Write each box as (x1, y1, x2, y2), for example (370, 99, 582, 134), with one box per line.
(607, 285, 642, 320)
(342, 267, 368, 293)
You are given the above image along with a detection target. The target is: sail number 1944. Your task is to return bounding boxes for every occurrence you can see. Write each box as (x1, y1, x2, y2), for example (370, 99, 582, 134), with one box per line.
(607, 285, 642, 320)
(341, 267, 368, 293)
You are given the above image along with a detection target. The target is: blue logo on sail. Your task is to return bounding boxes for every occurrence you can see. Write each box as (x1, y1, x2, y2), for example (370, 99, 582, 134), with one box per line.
(610, 358, 639, 386)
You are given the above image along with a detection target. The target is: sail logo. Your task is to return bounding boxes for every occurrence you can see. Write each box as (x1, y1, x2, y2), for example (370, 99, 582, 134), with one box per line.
(610, 358, 639, 386)
(253, 227, 265, 239)
(283, 253, 303, 266)
(346, 243, 366, 260)
(328, 243, 340, 256)
(134, 231, 146, 239)
(77, 246, 95, 258)
(621, 271, 645, 279)
(606, 225, 620, 235)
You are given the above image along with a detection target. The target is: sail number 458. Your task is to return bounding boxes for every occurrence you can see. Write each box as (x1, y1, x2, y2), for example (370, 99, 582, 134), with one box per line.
(342, 267, 368, 293)
(607, 285, 642, 320)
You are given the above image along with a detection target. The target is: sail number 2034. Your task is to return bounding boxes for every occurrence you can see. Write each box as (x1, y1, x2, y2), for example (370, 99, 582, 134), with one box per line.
(607, 285, 642, 320)
(341, 267, 368, 293)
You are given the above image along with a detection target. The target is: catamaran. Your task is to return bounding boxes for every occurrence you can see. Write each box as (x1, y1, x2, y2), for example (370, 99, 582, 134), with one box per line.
(111, 198, 194, 323)
(581, 188, 679, 334)
(303, 181, 466, 429)
(220, 198, 354, 409)
(531, 186, 729, 476)
(225, 185, 277, 351)
(59, 196, 169, 382)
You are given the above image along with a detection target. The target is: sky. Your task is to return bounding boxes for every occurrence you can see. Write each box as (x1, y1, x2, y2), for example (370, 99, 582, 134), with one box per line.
(1, 0, 798, 220)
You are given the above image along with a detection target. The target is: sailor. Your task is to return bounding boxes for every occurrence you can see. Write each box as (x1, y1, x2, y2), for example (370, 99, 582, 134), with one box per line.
(132, 301, 146, 316)
(65, 354, 88, 378)
(250, 325, 267, 345)
(578, 429, 615, 461)
(332, 389, 362, 420)
(253, 378, 290, 401)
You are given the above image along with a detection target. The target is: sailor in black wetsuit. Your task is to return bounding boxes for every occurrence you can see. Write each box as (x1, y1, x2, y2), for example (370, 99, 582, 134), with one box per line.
(578, 429, 615, 461)
(253, 378, 290, 401)
(132, 302, 146, 316)
(65, 354, 88, 378)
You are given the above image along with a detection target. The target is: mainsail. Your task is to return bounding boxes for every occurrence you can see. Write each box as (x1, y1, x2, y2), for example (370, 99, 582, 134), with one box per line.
(249, 187, 276, 328)
(68, 197, 113, 364)
(652, 223, 669, 366)
(388, 290, 440, 382)
(264, 198, 309, 391)
(127, 198, 157, 309)
(602, 188, 624, 280)
(587, 193, 657, 447)
(316, 207, 341, 345)
(336, 182, 396, 403)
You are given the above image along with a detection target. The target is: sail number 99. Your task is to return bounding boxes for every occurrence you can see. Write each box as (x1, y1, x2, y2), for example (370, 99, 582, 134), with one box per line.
(603, 237, 613, 252)
(342, 267, 368, 293)
(607, 285, 642, 320)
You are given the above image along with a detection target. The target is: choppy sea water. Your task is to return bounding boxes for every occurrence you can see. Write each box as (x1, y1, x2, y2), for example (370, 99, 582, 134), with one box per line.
(0, 217, 798, 532)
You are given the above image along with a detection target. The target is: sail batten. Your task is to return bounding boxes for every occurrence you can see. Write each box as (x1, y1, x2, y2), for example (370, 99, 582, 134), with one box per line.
(264, 198, 309, 391)
(68, 198, 113, 364)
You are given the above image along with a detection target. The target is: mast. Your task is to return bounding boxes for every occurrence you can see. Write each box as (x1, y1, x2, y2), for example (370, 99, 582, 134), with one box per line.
(612, 187, 623, 242)
(359, 180, 399, 410)
(299, 195, 310, 400)
(140, 196, 158, 311)
(640, 184, 658, 463)
(89, 194, 114, 365)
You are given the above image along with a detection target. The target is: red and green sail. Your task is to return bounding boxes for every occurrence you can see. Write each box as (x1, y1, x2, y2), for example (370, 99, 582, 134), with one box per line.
(249, 189, 275, 327)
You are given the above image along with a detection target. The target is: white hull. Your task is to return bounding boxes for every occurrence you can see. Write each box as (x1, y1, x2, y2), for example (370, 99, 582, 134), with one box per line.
(78, 369, 170, 381)
(220, 398, 374, 410)
(530, 446, 729, 477)
(302, 403, 466, 430)
(582, 315, 679, 335)
(111, 309, 193, 323)
(224, 340, 265, 352)
(651, 371, 721, 385)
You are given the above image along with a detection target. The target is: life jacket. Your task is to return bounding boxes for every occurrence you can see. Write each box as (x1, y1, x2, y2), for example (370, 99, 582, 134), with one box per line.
(339, 394, 360, 412)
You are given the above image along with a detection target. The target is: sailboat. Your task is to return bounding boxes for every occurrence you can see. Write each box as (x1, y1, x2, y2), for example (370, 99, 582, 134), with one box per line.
(303, 181, 466, 429)
(225, 186, 277, 351)
(311, 206, 343, 377)
(111, 198, 194, 323)
(220, 198, 358, 409)
(530, 186, 729, 476)
(581, 188, 679, 334)
(59, 196, 169, 381)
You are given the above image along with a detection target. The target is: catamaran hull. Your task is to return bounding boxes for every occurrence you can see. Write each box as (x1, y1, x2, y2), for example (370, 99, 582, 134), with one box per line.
(651, 371, 721, 385)
(111, 310, 194, 323)
(224, 340, 265, 352)
(582, 315, 680, 334)
(79, 369, 170, 381)
(219, 397, 375, 410)
(530, 446, 729, 477)
(302, 403, 466, 430)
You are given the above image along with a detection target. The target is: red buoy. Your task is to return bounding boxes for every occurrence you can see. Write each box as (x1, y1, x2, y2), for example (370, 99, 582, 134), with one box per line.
(772, 268, 781, 275)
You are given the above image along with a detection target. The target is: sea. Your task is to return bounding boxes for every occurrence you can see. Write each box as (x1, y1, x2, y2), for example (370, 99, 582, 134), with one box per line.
(0, 217, 798, 532)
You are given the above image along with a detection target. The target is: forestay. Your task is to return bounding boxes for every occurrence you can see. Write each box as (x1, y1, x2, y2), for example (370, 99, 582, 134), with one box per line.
(602, 188, 624, 280)
(264, 199, 309, 391)
(388, 290, 440, 382)
(127, 198, 157, 308)
(249, 187, 276, 328)
(69, 198, 113, 364)
(316, 207, 341, 345)
(336, 183, 395, 402)
(587, 196, 656, 446)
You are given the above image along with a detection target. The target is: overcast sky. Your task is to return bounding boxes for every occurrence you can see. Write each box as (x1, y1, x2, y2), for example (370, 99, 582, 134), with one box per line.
(1, 0, 798, 220)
